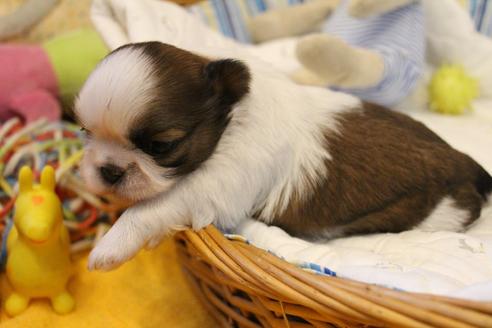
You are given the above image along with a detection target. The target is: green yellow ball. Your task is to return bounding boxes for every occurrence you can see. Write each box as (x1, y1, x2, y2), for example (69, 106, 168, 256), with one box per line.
(428, 65, 479, 115)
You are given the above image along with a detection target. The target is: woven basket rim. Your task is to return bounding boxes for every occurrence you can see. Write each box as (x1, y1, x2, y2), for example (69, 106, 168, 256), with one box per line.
(165, 1, 492, 325)
(175, 225, 492, 327)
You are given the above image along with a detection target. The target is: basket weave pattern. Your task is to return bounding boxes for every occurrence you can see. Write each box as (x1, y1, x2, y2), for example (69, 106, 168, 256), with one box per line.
(175, 225, 492, 327)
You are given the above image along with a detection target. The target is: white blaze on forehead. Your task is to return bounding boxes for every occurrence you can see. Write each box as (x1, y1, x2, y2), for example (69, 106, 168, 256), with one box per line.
(75, 46, 156, 137)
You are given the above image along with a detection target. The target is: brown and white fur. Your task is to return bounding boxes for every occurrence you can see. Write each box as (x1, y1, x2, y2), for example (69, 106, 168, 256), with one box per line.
(75, 42, 492, 271)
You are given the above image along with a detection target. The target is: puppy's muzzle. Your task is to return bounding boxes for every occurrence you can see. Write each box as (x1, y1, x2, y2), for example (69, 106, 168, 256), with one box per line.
(99, 164, 126, 185)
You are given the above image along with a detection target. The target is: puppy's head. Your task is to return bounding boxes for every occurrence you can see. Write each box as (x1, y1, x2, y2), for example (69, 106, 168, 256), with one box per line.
(75, 42, 250, 202)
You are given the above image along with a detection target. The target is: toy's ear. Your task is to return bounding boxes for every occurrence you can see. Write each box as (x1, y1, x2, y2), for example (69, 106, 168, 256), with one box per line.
(18, 166, 33, 193)
(41, 166, 56, 191)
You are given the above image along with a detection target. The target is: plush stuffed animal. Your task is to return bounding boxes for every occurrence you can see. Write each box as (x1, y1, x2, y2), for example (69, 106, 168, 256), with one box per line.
(0, 29, 108, 123)
(248, 0, 425, 107)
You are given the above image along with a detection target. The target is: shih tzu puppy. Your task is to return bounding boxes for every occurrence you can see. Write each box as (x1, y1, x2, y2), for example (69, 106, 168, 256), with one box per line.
(75, 42, 492, 271)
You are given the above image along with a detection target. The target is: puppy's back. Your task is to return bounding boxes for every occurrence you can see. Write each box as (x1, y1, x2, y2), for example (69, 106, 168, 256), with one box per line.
(267, 103, 492, 239)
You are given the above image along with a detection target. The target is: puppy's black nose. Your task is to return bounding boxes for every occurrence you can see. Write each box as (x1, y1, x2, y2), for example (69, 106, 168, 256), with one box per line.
(99, 164, 125, 185)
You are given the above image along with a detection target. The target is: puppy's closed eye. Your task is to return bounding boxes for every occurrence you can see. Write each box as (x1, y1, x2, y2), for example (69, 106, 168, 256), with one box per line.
(140, 128, 187, 156)
(149, 140, 180, 155)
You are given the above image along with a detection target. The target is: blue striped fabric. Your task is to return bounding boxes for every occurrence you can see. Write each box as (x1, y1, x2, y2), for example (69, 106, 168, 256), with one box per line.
(468, 0, 492, 36)
(323, 0, 425, 106)
(188, 0, 492, 44)
(187, 0, 305, 43)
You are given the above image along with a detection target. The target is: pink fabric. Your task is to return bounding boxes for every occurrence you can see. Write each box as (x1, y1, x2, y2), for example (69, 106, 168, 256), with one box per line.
(0, 45, 60, 123)
(8, 89, 61, 123)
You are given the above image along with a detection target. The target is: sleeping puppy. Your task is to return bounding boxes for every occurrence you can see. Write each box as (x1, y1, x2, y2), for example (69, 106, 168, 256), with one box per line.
(75, 42, 492, 271)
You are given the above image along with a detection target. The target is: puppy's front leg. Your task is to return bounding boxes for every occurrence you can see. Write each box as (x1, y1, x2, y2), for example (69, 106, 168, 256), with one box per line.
(89, 142, 272, 271)
(88, 195, 188, 271)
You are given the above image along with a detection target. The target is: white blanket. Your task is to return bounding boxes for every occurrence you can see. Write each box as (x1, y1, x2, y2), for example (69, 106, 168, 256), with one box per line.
(91, 0, 492, 300)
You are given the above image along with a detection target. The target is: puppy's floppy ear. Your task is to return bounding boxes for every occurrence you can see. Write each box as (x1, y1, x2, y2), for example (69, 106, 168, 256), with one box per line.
(204, 59, 251, 106)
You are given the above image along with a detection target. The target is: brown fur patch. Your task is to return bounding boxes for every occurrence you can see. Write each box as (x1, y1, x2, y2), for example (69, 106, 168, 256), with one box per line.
(268, 103, 491, 240)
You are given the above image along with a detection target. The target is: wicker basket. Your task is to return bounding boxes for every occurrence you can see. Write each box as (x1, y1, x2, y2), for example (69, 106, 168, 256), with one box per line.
(175, 225, 492, 327)
(169, 1, 492, 326)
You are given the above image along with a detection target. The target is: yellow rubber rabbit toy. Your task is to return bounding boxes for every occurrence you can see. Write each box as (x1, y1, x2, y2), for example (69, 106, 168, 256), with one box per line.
(5, 166, 74, 316)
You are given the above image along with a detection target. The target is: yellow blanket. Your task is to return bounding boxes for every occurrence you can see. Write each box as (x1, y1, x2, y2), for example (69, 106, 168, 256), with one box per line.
(0, 239, 216, 327)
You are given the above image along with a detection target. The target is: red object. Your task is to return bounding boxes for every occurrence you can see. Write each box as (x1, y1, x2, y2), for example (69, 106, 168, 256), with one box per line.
(78, 207, 98, 230)
(0, 197, 15, 219)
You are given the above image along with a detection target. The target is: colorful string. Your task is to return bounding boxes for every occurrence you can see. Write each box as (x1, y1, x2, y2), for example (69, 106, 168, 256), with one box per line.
(0, 118, 125, 268)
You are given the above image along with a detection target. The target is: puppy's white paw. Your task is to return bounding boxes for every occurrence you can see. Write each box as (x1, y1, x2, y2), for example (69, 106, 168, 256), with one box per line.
(87, 221, 144, 271)
(88, 246, 130, 271)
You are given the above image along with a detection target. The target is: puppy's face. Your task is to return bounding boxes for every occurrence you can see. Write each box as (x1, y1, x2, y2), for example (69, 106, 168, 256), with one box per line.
(75, 42, 250, 202)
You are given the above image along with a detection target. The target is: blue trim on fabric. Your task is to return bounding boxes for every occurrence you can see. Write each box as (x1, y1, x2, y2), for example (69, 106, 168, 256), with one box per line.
(222, 232, 338, 277)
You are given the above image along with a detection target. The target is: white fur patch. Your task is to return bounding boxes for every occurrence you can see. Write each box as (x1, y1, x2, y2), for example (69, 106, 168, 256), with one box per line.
(75, 46, 156, 137)
(243, 82, 359, 223)
(415, 197, 470, 232)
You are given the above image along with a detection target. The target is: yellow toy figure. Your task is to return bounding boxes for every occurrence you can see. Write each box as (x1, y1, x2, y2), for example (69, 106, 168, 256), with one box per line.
(5, 166, 74, 316)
